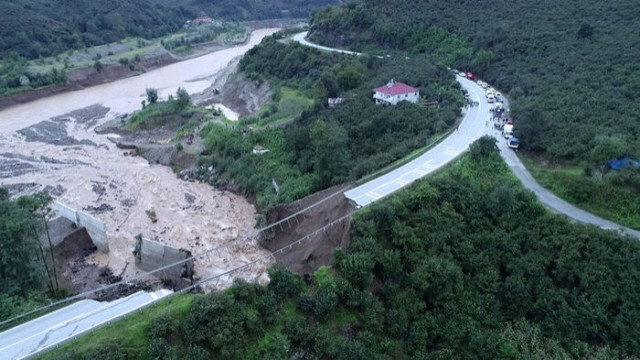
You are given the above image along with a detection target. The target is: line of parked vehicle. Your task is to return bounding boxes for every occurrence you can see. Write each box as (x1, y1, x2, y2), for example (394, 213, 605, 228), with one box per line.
(455, 70, 520, 150)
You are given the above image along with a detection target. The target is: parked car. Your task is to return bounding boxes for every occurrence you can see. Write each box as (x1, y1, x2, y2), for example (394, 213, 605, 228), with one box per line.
(466, 72, 475, 80)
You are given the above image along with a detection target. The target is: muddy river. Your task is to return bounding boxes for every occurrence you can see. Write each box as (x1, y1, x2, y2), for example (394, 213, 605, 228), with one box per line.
(0, 28, 279, 289)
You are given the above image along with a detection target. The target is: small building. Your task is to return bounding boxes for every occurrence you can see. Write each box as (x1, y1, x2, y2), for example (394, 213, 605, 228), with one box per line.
(328, 98, 343, 107)
(373, 80, 419, 105)
(253, 145, 270, 155)
(193, 16, 213, 25)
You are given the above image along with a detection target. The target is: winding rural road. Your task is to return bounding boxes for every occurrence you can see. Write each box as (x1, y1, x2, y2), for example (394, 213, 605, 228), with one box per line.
(2, 29, 638, 360)
(293, 31, 640, 240)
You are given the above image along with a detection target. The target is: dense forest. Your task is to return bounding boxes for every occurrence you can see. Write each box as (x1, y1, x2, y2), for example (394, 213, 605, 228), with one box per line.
(0, 0, 342, 60)
(308, 0, 640, 161)
(0, 189, 63, 322)
(44, 139, 640, 359)
(197, 33, 463, 208)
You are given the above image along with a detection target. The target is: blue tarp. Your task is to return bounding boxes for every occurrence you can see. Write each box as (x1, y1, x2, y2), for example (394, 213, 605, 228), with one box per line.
(608, 157, 640, 171)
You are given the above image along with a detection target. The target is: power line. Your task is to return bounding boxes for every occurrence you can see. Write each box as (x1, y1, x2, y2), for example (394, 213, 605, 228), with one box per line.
(0, 187, 349, 328)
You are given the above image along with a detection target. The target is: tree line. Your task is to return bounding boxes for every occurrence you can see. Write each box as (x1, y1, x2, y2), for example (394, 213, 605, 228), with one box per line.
(0, 189, 62, 322)
(0, 0, 341, 61)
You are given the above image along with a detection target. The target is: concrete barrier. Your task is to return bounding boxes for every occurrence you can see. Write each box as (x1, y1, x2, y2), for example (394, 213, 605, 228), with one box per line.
(54, 201, 109, 253)
(134, 237, 194, 285)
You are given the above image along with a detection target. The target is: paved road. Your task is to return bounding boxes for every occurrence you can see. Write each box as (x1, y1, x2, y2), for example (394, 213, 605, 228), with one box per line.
(345, 76, 489, 206)
(292, 32, 640, 239)
(494, 116, 640, 239)
(292, 32, 361, 56)
(0, 289, 172, 360)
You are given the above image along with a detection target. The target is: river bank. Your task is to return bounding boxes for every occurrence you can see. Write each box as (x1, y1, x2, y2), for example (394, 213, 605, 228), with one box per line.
(0, 28, 280, 292)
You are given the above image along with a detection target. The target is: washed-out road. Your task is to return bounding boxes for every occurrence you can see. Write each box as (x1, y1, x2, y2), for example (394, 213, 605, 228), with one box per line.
(0, 290, 172, 360)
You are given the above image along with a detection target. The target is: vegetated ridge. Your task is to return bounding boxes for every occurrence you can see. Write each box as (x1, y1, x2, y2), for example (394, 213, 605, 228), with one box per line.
(308, 0, 640, 229)
(193, 32, 464, 210)
(41, 139, 640, 359)
(0, 0, 342, 60)
(308, 0, 640, 159)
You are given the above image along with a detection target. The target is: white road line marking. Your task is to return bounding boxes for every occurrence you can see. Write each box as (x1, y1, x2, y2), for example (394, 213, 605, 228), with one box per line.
(0, 292, 143, 353)
(413, 169, 428, 176)
(25, 294, 163, 360)
(395, 179, 409, 185)
(368, 192, 382, 200)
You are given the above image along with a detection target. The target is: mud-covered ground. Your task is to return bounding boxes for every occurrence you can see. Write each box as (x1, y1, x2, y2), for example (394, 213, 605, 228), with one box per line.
(263, 184, 356, 274)
(194, 57, 273, 117)
(0, 29, 280, 293)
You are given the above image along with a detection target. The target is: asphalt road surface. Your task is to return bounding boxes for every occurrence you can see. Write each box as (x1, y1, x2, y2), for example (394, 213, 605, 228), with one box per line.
(3, 31, 638, 360)
(0, 289, 172, 360)
(292, 32, 361, 56)
(495, 126, 640, 239)
(293, 32, 640, 240)
(345, 76, 489, 206)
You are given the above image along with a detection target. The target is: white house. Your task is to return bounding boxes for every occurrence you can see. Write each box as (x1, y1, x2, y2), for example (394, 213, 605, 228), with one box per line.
(373, 80, 419, 105)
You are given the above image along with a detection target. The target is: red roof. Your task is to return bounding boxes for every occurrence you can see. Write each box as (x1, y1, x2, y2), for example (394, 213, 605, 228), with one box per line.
(374, 81, 418, 96)
(193, 17, 213, 24)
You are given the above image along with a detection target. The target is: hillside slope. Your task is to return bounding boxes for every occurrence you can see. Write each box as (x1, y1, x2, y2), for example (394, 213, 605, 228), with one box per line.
(308, 0, 640, 160)
(0, 0, 342, 59)
(42, 144, 640, 359)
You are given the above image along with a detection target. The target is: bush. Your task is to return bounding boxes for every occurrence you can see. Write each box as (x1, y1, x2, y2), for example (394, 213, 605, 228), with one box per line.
(175, 87, 191, 111)
(146, 88, 158, 104)
(267, 264, 300, 300)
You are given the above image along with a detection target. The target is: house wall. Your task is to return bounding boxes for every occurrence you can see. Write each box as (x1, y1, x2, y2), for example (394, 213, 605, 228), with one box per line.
(373, 91, 420, 105)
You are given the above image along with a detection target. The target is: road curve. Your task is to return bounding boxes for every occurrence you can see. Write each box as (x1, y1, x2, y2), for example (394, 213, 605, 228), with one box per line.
(292, 32, 361, 56)
(495, 130, 640, 239)
(292, 32, 640, 240)
(345, 77, 489, 206)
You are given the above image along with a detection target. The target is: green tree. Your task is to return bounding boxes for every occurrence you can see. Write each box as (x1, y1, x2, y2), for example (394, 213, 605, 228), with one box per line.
(93, 60, 103, 72)
(591, 135, 626, 175)
(470, 135, 497, 160)
(175, 87, 191, 111)
(267, 264, 300, 300)
(0, 189, 47, 296)
(338, 252, 374, 289)
(16, 192, 58, 293)
(337, 63, 364, 91)
(473, 49, 494, 71)
(146, 88, 158, 104)
(310, 120, 331, 189)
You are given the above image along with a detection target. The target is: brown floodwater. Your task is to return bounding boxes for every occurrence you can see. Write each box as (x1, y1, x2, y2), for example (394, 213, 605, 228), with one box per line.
(0, 29, 279, 288)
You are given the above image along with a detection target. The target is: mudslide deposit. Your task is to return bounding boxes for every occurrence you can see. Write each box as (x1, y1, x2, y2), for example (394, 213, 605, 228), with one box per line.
(0, 29, 279, 290)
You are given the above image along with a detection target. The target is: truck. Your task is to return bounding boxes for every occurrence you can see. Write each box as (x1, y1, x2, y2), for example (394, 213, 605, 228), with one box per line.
(507, 137, 520, 149)
(503, 122, 513, 139)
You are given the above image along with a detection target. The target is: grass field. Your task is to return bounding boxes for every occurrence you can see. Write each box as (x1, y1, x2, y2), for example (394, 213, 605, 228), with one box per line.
(245, 87, 315, 128)
(519, 153, 640, 230)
